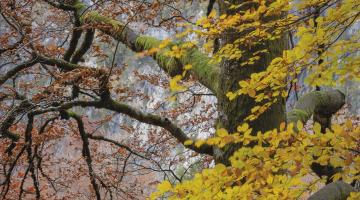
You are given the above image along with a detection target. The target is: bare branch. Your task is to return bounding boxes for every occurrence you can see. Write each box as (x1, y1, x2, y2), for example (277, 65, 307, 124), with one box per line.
(37, 54, 80, 71)
(0, 145, 27, 199)
(42, 0, 76, 11)
(68, 113, 101, 200)
(0, 59, 38, 86)
(24, 115, 41, 199)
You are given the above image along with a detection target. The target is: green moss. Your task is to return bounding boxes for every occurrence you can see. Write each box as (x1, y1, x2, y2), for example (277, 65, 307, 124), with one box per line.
(135, 36, 161, 50)
(73, 0, 86, 10)
(184, 48, 219, 91)
(135, 36, 179, 76)
(287, 108, 310, 123)
(135, 36, 220, 92)
(286, 90, 345, 125)
(81, 11, 122, 30)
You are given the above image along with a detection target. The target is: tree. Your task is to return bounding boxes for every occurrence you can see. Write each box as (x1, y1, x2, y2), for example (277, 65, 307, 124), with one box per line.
(0, 0, 359, 199)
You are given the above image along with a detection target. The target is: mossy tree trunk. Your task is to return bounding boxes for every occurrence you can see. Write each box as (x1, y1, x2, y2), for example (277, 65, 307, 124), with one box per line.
(214, 0, 288, 164)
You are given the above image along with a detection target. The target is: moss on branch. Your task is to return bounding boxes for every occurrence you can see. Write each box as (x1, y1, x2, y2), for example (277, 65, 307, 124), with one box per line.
(135, 36, 220, 93)
(81, 12, 220, 94)
(287, 90, 345, 125)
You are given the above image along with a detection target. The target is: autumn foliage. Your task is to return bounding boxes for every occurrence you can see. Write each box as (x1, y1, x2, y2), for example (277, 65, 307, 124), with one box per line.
(0, 0, 359, 200)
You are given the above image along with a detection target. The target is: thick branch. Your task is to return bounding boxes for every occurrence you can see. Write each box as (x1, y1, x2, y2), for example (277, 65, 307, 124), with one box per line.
(101, 98, 214, 155)
(287, 90, 346, 183)
(70, 29, 94, 63)
(37, 54, 81, 71)
(80, 11, 220, 94)
(308, 181, 357, 200)
(287, 90, 345, 125)
(31, 98, 213, 156)
(63, 11, 83, 61)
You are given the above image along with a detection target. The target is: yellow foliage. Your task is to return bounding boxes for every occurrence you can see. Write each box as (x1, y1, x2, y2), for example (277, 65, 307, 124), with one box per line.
(150, 0, 360, 199)
(152, 121, 360, 199)
(348, 192, 360, 200)
(169, 75, 186, 92)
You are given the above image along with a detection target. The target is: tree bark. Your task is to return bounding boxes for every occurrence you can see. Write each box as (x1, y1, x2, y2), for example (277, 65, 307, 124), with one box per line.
(214, 0, 288, 164)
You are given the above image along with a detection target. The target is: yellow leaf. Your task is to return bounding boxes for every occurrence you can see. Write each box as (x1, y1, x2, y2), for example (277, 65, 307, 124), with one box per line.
(216, 128, 229, 137)
(313, 122, 321, 134)
(159, 39, 170, 49)
(329, 157, 343, 168)
(251, 106, 260, 113)
(248, 89, 256, 98)
(167, 95, 177, 102)
(208, 10, 217, 18)
(331, 173, 342, 182)
(348, 192, 360, 200)
(266, 175, 274, 184)
(157, 180, 172, 193)
(297, 120, 304, 130)
(311, 146, 322, 157)
(279, 122, 286, 131)
(214, 164, 226, 173)
(237, 123, 249, 132)
(184, 64, 192, 70)
(226, 91, 238, 101)
(203, 22, 211, 28)
(345, 120, 352, 129)
(195, 140, 205, 147)
(184, 140, 193, 146)
(309, 18, 314, 27)
(169, 75, 186, 92)
(206, 137, 220, 145)
(273, 90, 280, 97)
(239, 80, 249, 88)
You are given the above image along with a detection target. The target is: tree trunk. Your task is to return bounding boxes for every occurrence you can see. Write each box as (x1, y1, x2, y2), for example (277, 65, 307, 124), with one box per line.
(214, 0, 288, 164)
